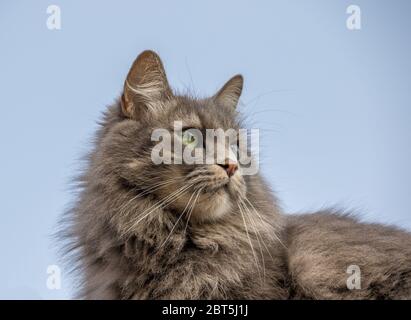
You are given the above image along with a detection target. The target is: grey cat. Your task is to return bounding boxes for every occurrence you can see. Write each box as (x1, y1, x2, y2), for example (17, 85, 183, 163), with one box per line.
(61, 50, 411, 299)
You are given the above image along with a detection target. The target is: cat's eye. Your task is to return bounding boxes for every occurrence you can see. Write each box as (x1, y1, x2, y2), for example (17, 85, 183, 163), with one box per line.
(182, 130, 198, 147)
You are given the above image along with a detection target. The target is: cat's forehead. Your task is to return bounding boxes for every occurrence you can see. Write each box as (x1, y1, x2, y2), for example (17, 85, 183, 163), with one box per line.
(166, 97, 202, 127)
(167, 96, 239, 130)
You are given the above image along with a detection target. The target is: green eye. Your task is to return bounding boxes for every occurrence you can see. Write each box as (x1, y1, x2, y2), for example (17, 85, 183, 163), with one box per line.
(182, 130, 198, 147)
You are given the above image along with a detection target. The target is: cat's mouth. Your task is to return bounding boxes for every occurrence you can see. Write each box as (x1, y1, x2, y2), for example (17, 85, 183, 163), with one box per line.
(188, 174, 225, 193)
(189, 173, 245, 203)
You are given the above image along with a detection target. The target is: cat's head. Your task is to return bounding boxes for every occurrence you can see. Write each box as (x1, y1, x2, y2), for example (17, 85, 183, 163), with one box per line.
(102, 50, 252, 223)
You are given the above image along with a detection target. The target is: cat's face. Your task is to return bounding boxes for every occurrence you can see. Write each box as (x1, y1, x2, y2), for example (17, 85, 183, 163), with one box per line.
(108, 51, 248, 223)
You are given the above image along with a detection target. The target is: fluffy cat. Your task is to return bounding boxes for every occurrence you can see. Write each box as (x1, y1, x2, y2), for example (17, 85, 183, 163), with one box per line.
(61, 50, 411, 299)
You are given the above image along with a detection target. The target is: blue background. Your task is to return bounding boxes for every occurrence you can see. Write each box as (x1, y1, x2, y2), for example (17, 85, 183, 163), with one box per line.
(0, 0, 410, 299)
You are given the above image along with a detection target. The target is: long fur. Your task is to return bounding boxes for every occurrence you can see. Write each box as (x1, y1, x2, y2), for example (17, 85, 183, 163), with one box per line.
(59, 51, 411, 299)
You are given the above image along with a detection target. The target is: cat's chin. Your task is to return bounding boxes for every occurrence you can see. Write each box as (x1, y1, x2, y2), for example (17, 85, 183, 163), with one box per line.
(190, 190, 233, 223)
(189, 174, 246, 223)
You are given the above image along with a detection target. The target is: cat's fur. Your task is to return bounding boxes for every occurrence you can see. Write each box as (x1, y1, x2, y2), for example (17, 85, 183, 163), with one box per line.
(286, 212, 411, 299)
(61, 50, 411, 299)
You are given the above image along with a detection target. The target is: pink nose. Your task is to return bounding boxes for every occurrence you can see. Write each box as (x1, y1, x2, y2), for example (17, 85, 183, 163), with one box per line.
(219, 160, 238, 177)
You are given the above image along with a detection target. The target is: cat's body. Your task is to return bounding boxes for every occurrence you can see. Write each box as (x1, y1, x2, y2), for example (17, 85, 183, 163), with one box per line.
(61, 50, 411, 299)
(286, 212, 411, 299)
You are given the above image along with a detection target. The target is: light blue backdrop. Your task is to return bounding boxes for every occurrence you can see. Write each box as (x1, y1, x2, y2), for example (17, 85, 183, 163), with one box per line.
(0, 0, 410, 299)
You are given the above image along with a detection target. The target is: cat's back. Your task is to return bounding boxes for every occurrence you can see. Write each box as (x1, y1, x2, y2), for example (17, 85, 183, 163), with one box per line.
(284, 211, 411, 299)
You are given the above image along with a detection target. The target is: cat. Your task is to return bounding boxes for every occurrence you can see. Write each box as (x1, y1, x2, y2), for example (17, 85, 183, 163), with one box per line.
(60, 50, 411, 299)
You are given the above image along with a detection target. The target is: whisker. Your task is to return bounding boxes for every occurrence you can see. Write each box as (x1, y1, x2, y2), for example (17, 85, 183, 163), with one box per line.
(237, 200, 261, 277)
(120, 175, 207, 232)
(243, 197, 287, 249)
(239, 198, 282, 275)
(238, 199, 266, 280)
(184, 187, 203, 235)
(117, 178, 179, 213)
(124, 183, 194, 233)
(160, 188, 199, 248)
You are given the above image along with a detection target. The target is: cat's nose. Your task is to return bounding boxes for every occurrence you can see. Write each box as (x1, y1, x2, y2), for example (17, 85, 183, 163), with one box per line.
(218, 160, 238, 177)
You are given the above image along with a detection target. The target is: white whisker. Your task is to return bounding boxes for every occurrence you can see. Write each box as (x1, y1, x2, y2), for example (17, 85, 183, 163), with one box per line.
(238, 199, 266, 280)
(160, 188, 199, 248)
(243, 197, 287, 249)
(237, 200, 261, 277)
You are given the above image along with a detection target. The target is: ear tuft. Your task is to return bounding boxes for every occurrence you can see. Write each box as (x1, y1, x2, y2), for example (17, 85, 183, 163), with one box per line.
(214, 74, 243, 109)
(122, 50, 172, 119)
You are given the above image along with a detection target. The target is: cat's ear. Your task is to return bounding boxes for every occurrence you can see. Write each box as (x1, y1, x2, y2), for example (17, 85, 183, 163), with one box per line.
(213, 74, 243, 109)
(121, 50, 172, 119)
